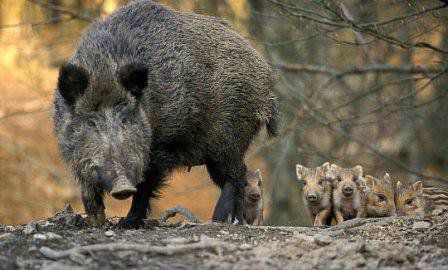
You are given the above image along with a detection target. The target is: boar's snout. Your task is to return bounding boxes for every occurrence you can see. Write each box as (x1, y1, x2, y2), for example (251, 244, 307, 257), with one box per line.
(110, 178, 137, 200)
(249, 192, 261, 200)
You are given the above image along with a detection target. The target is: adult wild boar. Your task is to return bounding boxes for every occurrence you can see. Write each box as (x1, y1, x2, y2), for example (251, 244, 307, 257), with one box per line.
(53, 0, 279, 228)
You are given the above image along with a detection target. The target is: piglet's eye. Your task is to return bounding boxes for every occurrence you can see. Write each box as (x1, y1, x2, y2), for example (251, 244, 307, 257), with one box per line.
(337, 177, 342, 182)
(405, 198, 414, 205)
(302, 180, 307, 186)
(377, 194, 386, 202)
(352, 177, 357, 181)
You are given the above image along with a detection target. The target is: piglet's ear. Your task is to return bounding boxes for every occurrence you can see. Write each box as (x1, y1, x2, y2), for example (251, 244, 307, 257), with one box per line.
(364, 175, 376, 188)
(383, 173, 391, 183)
(412, 181, 423, 195)
(119, 63, 148, 99)
(352, 165, 363, 178)
(296, 164, 305, 180)
(58, 63, 89, 106)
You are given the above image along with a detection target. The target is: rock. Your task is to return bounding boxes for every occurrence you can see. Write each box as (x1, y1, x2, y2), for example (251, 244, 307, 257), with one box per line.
(165, 237, 188, 244)
(33, 232, 62, 241)
(219, 230, 229, 235)
(4, 226, 16, 232)
(314, 234, 333, 246)
(412, 221, 431, 230)
(46, 232, 62, 240)
(62, 204, 74, 214)
(33, 234, 47, 241)
(42, 261, 84, 270)
(40, 221, 55, 228)
(0, 233, 14, 243)
(432, 209, 444, 216)
(238, 243, 252, 250)
(23, 222, 37, 235)
(104, 230, 116, 237)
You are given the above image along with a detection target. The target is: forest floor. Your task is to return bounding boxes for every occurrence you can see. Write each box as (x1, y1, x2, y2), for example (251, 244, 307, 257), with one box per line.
(1, 206, 447, 270)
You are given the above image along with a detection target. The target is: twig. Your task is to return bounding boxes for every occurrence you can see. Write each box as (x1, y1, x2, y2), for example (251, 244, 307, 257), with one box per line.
(0, 108, 50, 121)
(40, 238, 235, 260)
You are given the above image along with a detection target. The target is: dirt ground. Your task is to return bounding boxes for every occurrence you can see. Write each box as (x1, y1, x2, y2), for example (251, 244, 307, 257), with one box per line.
(0, 206, 447, 270)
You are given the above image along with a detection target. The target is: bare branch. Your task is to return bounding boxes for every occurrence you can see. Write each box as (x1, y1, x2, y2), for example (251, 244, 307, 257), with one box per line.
(0, 108, 50, 121)
(360, 3, 448, 28)
(0, 17, 73, 29)
(275, 62, 446, 77)
(26, 0, 95, 22)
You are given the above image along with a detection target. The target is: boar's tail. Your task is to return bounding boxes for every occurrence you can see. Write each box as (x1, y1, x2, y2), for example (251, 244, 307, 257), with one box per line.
(266, 98, 280, 137)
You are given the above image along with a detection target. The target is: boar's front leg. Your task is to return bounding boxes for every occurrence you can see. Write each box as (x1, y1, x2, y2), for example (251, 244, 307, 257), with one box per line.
(117, 170, 164, 229)
(81, 185, 105, 227)
(209, 160, 246, 225)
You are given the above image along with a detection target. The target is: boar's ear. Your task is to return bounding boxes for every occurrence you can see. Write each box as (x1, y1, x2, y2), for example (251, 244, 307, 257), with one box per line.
(352, 165, 363, 178)
(57, 63, 89, 106)
(119, 63, 148, 98)
(253, 169, 262, 182)
(412, 181, 423, 195)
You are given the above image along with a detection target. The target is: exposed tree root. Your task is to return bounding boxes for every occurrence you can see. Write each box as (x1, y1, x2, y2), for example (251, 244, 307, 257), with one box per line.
(40, 237, 234, 260)
(159, 206, 200, 223)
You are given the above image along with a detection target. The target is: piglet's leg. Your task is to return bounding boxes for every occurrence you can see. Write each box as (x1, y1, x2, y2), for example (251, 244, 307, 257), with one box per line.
(334, 209, 345, 224)
(314, 208, 330, 227)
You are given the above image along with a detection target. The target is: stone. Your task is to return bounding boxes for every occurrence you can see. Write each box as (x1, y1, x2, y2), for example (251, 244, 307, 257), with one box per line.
(23, 222, 37, 235)
(238, 243, 252, 250)
(33, 232, 62, 241)
(412, 221, 431, 230)
(314, 234, 333, 246)
(33, 234, 47, 241)
(104, 230, 116, 237)
(0, 233, 14, 243)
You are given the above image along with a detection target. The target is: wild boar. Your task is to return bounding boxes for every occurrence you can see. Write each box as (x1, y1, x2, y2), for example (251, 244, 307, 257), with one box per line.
(53, 0, 279, 228)
(331, 164, 366, 224)
(364, 173, 396, 217)
(296, 162, 333, 226)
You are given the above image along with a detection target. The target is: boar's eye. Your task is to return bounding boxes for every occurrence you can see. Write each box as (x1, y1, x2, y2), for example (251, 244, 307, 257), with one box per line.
(352, 176, 358, 182)
(121, 117, 129, 125)
(86, 119, 96, 128)
(318, 179, 324, 186)
(301, 180, 307, 186)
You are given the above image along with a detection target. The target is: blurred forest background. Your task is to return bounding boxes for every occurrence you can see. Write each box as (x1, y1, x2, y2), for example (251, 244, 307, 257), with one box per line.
(1, 0, 447, 226)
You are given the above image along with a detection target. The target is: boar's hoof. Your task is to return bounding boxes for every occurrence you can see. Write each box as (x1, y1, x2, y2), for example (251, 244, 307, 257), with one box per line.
(110, 186, 137, 200)
(117, 216, 144, 229)
(87, 212, 106, 227)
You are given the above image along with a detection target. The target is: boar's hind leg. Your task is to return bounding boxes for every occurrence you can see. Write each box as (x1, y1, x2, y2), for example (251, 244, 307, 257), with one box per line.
(81, 186, 105, 227)
(208, 160, 246, 225)
(117, 171, 163, 229)
(212, 182, 234, 222)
